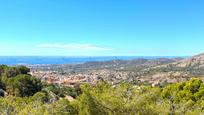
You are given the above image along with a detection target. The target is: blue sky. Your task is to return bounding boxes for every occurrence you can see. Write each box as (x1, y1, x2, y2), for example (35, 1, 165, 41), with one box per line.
(0, 0, 204, 56)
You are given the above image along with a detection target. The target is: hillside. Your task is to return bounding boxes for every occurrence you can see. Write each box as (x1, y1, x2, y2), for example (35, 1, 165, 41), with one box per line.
(28, 53, 204, 86)
(174, 53, 204, 68)
(29, 57, 183, 86)
(134, 53, 204, 85)
(30, 58, 181, 73)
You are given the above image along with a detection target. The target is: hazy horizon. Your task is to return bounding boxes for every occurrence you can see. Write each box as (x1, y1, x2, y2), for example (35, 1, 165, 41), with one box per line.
(0, 55, 190, 57)
(0, 55, 187, 65)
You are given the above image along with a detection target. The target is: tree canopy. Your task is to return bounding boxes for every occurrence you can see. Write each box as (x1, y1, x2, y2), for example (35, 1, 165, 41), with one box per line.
(0, 65, 204, 114)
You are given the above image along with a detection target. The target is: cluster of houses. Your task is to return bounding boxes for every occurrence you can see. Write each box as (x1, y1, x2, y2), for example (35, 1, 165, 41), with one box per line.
(30, 70, 101, 86)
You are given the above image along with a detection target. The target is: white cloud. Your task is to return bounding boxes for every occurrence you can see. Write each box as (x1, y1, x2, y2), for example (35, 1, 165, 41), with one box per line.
(38, 43, 112, 51)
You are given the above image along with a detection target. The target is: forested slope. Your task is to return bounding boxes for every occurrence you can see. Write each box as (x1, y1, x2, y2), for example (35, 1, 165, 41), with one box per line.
(0, 65, 204, 115)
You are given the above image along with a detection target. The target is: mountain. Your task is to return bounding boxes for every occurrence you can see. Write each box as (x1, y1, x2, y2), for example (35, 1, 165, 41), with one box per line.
(173, 53, 204, 68)
(135, 53, 204, 85)
(30, 58, 181, 73)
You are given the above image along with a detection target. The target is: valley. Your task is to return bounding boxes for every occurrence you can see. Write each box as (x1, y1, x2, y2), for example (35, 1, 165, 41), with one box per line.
(29, 53, 204, 87)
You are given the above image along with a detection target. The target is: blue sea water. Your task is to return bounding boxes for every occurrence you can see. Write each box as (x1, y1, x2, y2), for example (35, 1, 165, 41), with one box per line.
(0, 56, 183, 65)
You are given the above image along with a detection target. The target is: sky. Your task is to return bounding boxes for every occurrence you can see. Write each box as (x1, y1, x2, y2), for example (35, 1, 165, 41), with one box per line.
(0, 0, 204, 56)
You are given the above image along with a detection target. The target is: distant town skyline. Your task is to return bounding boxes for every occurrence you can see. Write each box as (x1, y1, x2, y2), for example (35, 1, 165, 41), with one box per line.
(0, 0, 204, 56)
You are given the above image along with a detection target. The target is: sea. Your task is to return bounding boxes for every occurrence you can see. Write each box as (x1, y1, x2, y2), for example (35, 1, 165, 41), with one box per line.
(0, 56, 184, 65)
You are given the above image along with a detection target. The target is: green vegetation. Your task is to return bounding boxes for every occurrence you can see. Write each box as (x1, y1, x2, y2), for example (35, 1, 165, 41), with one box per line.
(0, 65, 204, 115)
